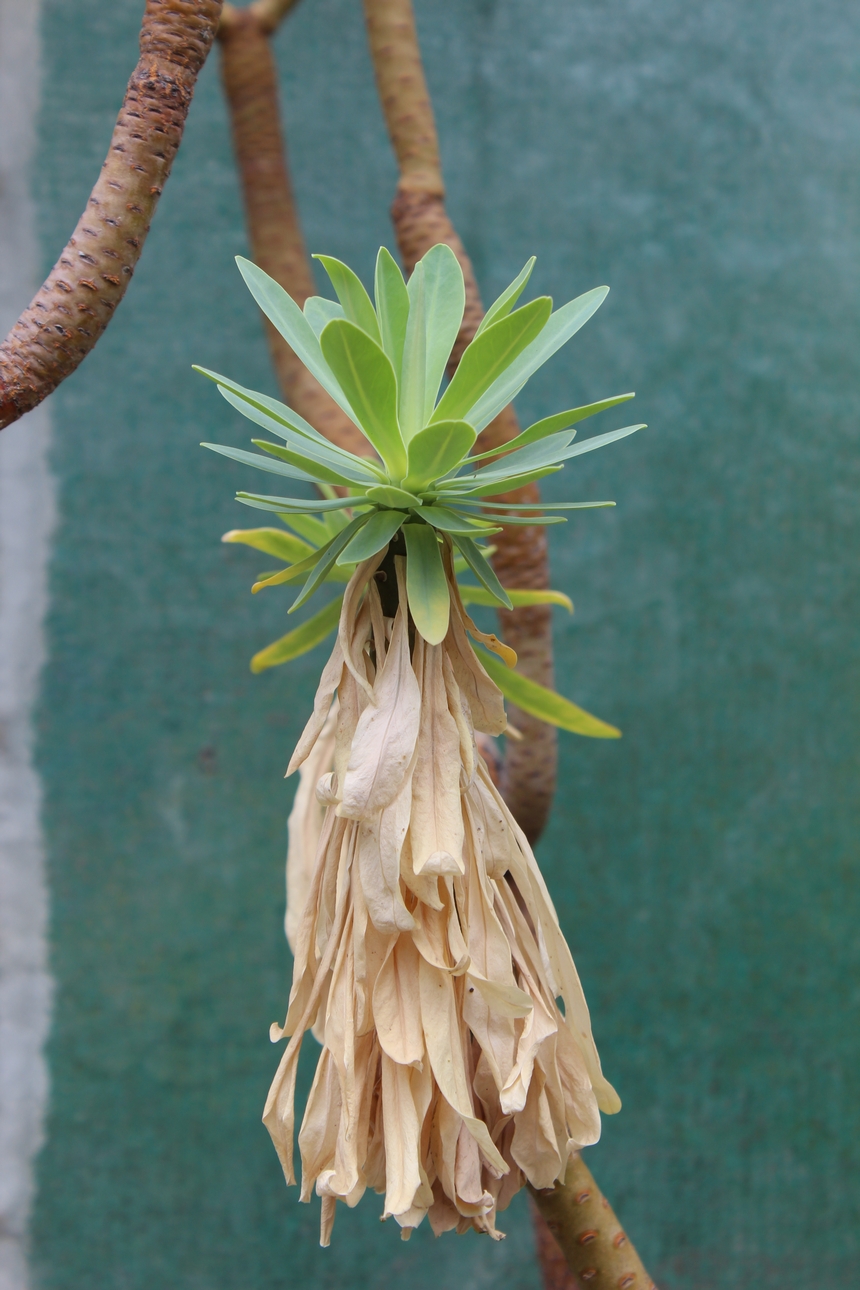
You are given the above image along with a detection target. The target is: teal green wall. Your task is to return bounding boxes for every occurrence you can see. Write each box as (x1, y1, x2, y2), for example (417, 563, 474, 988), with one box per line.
(31, 1, 859, 1286)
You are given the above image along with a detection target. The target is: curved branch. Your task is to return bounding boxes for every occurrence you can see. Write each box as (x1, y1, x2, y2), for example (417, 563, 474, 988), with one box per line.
(0, 0, 223, 431)
(531, 1155, 658, 1290)
(217, 6, 368, 457)
(362, 0, 555, 845)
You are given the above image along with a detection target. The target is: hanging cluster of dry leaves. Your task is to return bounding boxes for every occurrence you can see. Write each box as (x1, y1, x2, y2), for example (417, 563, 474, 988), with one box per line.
(266, 546, 620, 1245)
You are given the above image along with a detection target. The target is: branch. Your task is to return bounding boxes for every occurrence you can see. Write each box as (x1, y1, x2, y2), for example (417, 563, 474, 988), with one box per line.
(0, 0, 223, 431)
(217, 6, 368, 457)
(361, 0, 555, 846)
(531, 1155, 658, 1290)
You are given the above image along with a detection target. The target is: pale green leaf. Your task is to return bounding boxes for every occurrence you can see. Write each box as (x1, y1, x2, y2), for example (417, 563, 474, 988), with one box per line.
(399, 261, 427, 440)
(474, 257, 536, 337)
(196, 367, 384, 478)
(403, 419, 476, 491)
(276, 513, 332, 546)
(365, 483, 422, 508)
(476, 648, 621, 738)
(319, 319, 406, 475)
(468, 392, 635, 462)
(218, 389, 381, 481)
(202, 442, 316, 484)
(314, 255, 381, 344)
(290, 513, 368, 612)
(452, 534, 513, 609)
(440, 465, 562, 499)
(303, 296, 345, 337)
(465, 285, 610, 431)
(456, 430, 576, 486)
(374, 247, 410, 379)
(431, 297, 552, 425)
(236, 491, 367, 515)
(457, 498, 615, 511)
(420, 505, 500, 536)
(251, 438, 374, 489)
(235, 258, 359, 423)
(337, 509, 407, 565)
(458, 585, 573, 611)
(403, 523, 451, 645)
(251, 594, 344, 672)
(419, 244, 466, 420)
(221, 527, 314, 564)
(252, 540, 333, 592)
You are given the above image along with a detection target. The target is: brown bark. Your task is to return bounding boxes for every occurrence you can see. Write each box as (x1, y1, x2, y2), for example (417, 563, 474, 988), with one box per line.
(362, 0, 556, 844)
(0, 0, 223, 431)
(218, 7, 368, 457)
(530, 1155, 658, 1290)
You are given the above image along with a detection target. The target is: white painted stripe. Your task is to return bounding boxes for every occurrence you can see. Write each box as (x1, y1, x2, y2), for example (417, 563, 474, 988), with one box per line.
(0, 3, 55, 1288)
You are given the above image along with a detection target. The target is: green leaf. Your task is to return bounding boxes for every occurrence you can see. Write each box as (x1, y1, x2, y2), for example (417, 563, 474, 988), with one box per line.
(196, 367, 372, 467)
(468, 392, 635, 462)
(474, 257, 536, 337)
(235, 258, 359, 424)
(457, 430, 577, 486)
(251, 594, 344, 672)
(431, 297, 552, 425)
(276, 513, 333, 546)
(420, 506, 500, 536)
(252, 539, 335, 592)
(365, 484, 422, 508)
(319, 319, 406, 475)
(458, 585, 573, 612)
(252, 598, 343, 672)
(399, 261, 427, 441)
(221, 527, 314, 564)
(337, 509, 406, 565)
(217, 389, 381, 482)
(290, 514, 368, 612)
(450, 511, 565, 527)
(314, 255, 381, 344)
(550, 422, 646, 462)
(419, 244, 466, 421)
(441, 465, 562, 499)
(452, 534, 513, 609)
(476, 648, 621, 738)
(303, 296, 345, 337)
(456, 498, 615, 511)
(403, 523, 451, 645)
(456, 423, 645, 494)
(202, 442, 317, 484)
(375, 247, 410, 376)
(236, 491, 368, 514)
(251, 438, 374, 489)
(403, 419, 477, 491)
(465, 285, 610, 431)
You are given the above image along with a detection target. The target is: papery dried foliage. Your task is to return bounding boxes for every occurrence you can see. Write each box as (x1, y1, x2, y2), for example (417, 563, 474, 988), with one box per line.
(272, 550, 618, 1244)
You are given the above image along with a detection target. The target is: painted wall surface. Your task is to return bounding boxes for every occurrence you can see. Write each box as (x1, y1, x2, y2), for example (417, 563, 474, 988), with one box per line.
(20, 0, 860, 1286)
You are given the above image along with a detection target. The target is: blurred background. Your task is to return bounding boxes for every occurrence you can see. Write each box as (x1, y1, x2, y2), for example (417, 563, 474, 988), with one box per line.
(1, 0, 858, 1286)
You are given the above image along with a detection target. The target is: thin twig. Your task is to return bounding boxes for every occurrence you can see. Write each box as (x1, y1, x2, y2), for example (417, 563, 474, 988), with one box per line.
(361, 0, 556, 847)
(0, 0, 223, 431)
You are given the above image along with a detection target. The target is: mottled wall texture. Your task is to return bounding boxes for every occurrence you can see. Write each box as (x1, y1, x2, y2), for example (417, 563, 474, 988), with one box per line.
(18, 0, 860, 1286)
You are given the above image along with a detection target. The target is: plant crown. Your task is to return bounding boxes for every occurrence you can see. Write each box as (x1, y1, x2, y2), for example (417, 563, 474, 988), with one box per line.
(196, 245, 643, 733)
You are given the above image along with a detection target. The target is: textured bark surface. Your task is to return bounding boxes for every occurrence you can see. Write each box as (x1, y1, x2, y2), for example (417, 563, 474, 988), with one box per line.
(0, 0, 223, 431)
(364, 0, 556, 844)
(218, 7, 368, 457)
(531, 1199, 581, 1290)
(531, 1156, 657, 1290)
